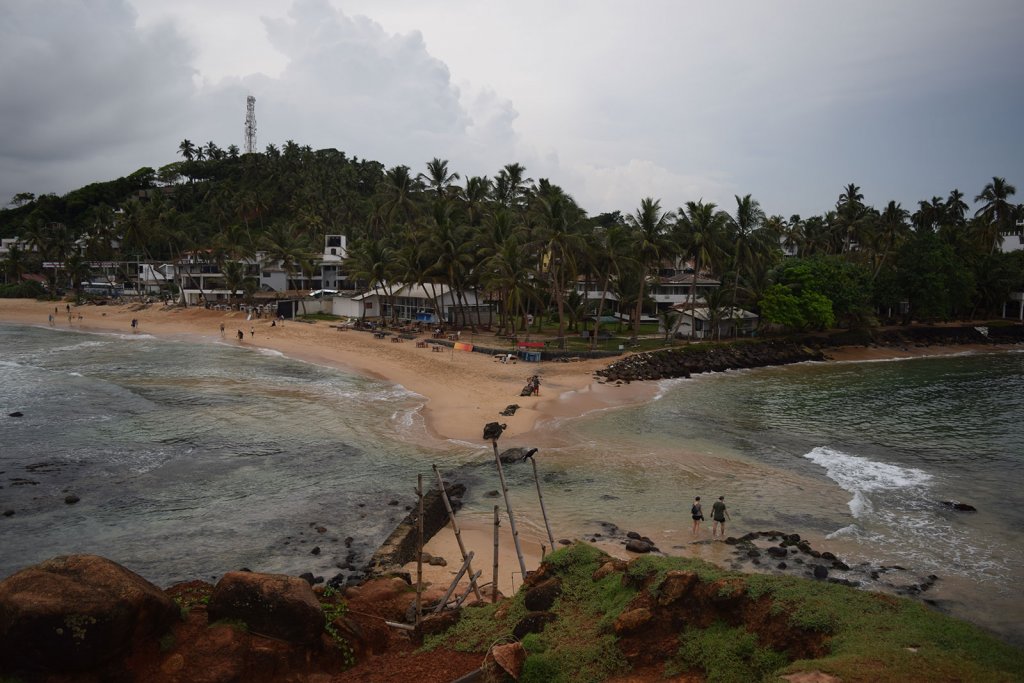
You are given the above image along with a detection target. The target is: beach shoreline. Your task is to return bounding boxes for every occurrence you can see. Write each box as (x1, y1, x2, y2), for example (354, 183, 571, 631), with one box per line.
(3, 299, 1021, 607)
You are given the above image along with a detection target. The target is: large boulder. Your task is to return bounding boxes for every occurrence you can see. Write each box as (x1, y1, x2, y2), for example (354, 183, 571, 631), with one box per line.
(0, 554, 179, 673)
(207, 571, 324, 645)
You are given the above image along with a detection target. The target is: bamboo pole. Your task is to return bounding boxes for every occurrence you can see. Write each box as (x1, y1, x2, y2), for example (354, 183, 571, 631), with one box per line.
(434, 551, 475, 613)
(492, 505, 500, 603)
(454, 571, 483, 609)
(530, 455, 556, 550)
(433, 464, 483, 601)
(492, 438, 528, 578)
(415, 473, 424, 624)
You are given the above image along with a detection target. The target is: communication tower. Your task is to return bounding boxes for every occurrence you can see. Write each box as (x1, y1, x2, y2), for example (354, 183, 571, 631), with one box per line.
(244, 96, 257, 154)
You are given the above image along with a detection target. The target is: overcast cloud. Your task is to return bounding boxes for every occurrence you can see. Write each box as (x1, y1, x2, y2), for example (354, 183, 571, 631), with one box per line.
(2, 0, 1022, 219)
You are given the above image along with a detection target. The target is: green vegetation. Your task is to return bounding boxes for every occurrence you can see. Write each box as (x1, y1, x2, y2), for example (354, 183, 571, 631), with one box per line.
(2, 143, 1020, 337)
(668, 621, 789, 682)
(426, 543, 1024, 682)
(321, 585, 356, 668)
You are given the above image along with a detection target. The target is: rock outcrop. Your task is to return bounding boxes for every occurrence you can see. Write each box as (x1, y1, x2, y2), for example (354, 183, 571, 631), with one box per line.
(207, 571, 325, 645)
(0, 554, 179, 674)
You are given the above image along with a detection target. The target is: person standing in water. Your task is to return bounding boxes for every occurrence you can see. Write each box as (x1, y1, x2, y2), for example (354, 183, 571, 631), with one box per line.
(691, 496, 704, 536)
(711, 496, 731, 539)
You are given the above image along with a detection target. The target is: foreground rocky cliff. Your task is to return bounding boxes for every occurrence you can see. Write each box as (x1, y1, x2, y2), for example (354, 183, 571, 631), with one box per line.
(3, 546, 1022, 682)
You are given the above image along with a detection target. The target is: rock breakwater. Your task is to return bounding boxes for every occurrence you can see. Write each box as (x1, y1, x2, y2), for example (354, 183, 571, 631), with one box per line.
(595, 340, 825, 383)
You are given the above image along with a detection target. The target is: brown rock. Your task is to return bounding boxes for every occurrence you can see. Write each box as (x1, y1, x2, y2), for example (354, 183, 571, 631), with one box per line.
(0, 554, 180, 673)
(207, 571, 324, 645)
(523, 577, 562, 612)
(657, 570, 699, 606)
(614, 607, 653, 634)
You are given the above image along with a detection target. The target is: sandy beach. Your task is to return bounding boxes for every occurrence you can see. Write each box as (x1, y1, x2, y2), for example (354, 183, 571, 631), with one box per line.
(0, 299, 658, 445)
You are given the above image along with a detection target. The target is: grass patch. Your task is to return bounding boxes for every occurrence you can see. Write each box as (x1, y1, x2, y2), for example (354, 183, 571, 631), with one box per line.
(668, 621, 788, 682)
(424, 542, 1024, 682)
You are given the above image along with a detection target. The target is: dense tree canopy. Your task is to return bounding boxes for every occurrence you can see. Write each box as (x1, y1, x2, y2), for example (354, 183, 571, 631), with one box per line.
(1, 142, 1021, 334)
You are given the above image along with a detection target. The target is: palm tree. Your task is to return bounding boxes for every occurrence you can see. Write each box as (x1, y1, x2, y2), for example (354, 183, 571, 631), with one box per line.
(676, 201, 727, 340)
(178, 139, 197, 162)
(2, 243, 28, 285)
(529, 193, 585, 346)
(587, 222, 635, 349)
(974, 176, 1018, 252)
(624, 198, 676, 338)
(836, 183, 866, 253)
(870, 201, 910, 280)
(418, 158, 461, 201)
(726, 194, 768, 326)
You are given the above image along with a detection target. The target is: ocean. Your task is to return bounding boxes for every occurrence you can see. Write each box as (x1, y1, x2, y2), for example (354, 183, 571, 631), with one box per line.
(1, 322, 1022, 645)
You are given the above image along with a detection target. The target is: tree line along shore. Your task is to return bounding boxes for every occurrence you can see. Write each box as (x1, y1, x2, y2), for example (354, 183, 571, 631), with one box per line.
(2, 143, 1022, 345)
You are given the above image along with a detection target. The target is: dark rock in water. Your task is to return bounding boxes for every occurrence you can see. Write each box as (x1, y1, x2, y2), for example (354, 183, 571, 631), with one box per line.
(626, 531, 641, 540)
(812, 565, 829, 580)
(832, 560, 850, 571)
(388, 500, 399, 506)
(746, 549, 761, 558)
(766, 547, 788, 558)
(499, 447, 538, 464)
(941, 501, 977, 512)
(310, 546, 321, 555)
(558, 539, 572, 546)
(751, 558, 761, 565)
(344, 536, 354, 547)
(724, 536, 738, 545)
(8, 412, 23, 418)
(64, 494, 80, 505)
(776, 562, 787, 570)
(485, 490, 500, 498)
(786, 533, 801, 543)
(625, 539, 653, 554)
(499, 404, 520, 416)
(820, 551, 836, 561)
(600, 494, 620, 501)
(3, 510, 14, 517)
(299, 572, 316, 585)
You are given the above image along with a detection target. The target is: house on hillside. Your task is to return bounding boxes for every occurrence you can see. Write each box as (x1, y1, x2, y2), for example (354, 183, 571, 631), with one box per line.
(671, 305, 759, 340)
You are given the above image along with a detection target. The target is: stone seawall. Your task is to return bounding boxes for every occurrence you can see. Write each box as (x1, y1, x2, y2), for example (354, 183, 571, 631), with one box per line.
(596, 340, 825, 383)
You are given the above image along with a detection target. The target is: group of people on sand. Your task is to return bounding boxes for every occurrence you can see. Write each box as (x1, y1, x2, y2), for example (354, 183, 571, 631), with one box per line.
(691, 495, 732, 539)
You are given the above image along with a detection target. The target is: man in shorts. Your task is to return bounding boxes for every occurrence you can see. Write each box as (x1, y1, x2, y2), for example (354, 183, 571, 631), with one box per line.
(711, 496, 731, 539)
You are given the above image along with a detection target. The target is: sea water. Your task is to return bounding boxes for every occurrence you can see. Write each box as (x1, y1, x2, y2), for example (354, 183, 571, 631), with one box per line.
(0, 323, 480, 585)
(2, 322, 1022, 645)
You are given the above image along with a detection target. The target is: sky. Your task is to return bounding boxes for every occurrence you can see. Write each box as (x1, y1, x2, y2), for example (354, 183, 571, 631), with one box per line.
(2, 0, 1023, 220)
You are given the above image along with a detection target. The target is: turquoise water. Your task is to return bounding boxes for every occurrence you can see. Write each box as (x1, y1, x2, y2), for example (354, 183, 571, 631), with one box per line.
(1, 322, 1021, 644)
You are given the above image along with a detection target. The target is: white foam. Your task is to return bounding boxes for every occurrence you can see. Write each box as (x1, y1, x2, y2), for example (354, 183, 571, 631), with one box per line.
(804, 446, 932, 495)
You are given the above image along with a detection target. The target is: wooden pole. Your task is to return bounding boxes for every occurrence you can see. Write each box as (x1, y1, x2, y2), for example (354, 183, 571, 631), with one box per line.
(530, 455, 556, 550)
(434, 551, 475, 613)
(492, 505, 500, 603)
(415, 473, 423, 624)
(433, 464, 483, 601)
(454, 571, 483, 609)
(492, 438, 527, 578)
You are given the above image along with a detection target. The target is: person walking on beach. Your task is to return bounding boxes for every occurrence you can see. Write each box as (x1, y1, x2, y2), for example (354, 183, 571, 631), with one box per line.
(237, 329, 244, 341)
(711, 496, 731, 539)
(48, 313, 54, 326)
(249, 325, 255, 338)
(219, 322, 225, 337)
(691, 496, 704, 536)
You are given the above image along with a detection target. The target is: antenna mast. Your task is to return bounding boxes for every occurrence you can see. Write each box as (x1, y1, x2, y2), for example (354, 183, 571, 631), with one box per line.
(244, 96, 257, 154)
